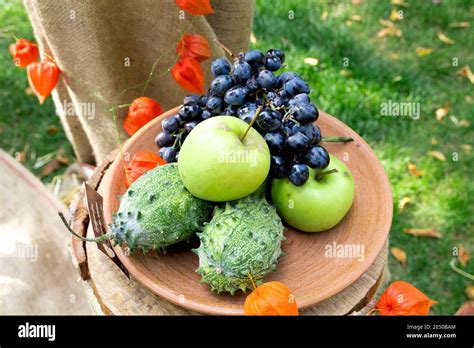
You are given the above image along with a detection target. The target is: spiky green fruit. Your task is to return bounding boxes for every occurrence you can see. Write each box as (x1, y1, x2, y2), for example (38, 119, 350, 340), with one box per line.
(194, 195, 285, 294)
(109, 163, 213, 253)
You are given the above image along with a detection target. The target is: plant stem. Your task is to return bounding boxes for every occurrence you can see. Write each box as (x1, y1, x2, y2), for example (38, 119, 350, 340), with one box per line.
(247, 272, 257, 290)
(58, 212, 109, 243)
(213, 38, 235, 59)
(172, 133, 181, 148)
(240, 105, 263, 142)
(321, 136, 354, 143)
(449, 258, 474, 280)
(315, 168, 338, 181)
(141, 55, 163, 96)
(109, 103, 132, 112)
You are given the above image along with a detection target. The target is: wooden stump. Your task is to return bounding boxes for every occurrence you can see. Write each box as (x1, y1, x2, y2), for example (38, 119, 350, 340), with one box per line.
(70, 151, 389, 315)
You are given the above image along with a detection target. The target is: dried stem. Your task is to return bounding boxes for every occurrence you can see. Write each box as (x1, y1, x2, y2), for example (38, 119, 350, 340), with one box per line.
(315, 168, 338, 181)
(213, 38, 235, 59)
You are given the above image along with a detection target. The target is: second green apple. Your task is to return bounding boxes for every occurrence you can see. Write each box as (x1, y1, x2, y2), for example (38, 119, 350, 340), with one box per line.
(271, 155, 355, 232)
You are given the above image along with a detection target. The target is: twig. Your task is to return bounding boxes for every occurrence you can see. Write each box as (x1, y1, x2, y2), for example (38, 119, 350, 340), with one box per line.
(241, 105, 263, 141)
(449, 258, 474, 280)
(315, 168, 338, 180)
(213, 38, 235, 59)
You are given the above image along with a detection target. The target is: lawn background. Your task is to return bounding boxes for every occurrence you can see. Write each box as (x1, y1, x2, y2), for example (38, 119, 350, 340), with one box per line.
(1, 0, 473, 314)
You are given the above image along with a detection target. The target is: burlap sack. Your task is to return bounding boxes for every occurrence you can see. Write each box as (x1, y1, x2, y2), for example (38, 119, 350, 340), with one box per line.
(23, 0, 254, 164)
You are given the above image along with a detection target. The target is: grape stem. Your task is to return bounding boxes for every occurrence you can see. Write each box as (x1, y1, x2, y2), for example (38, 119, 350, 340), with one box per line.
(172, 133, 181, 149)
(315, 168, 338, 181)
(240, 105, 263, 142)
(213, 38, 235, 60)
(321, 136, 354, 143)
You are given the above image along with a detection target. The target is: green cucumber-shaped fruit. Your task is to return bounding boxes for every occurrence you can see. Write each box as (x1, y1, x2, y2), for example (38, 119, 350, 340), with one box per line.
(62, 163, 214, 253)
(194, 195, 285, 294)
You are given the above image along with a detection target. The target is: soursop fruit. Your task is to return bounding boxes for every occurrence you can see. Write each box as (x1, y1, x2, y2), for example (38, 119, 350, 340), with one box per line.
(194, 195, 285, 294)
(109, 163, 213, 253)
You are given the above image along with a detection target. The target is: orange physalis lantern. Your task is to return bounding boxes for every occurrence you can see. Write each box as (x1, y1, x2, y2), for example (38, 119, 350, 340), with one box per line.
(244, 281, 299, 316)
(9, 38, 39, 67)
(175, 0, 213, 15)
(125, 151, 166, 187)
(27, 60, 60, 104)
(376, 280, 437, 316)
(123, 97, 163, 136)
(176, 34, 212, 62)
(171, 57, 205, 94)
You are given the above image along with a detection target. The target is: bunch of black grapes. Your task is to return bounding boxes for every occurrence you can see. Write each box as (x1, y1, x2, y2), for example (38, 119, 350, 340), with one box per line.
(155, 48, 330, 186)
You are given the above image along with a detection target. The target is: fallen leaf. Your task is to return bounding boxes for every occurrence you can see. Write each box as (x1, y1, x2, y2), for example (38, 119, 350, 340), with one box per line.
(407, 162, 423, 177)
(428, 150, 446, 161)
(320, 11, 328, 20)
(466, 285, 474, 300)
(392, 75, 402, 82)
(435, 104, 449, 120)
(398, 196, 411, 210)
(377, 19, 402, 38)
(250, 32, 257, 44)
(450, 115, 470, 127)
(456, 65, 474, 84)
(16, 151, 26, 163)
(403, 228, 442, 239)
(379, 19, 394, 27)
(431, 137, 438, 145)
(389, 8, 400, 21)
(462, 144, 472, 153)
(416, 47, 433, 56)
(391, 247, 407, 265)
(458, 244, 470, 267)
(40, 159, 60, 177)
(340, 69, 353, 77)
(449, 21, 469, 29)
(351, 14, 362, 21)
(391, 0, 409, 7)
(390, 52, 400, 60)
(303, 57, 319, 66)
(377, 28, 391, 38)
(46, 125, 58, 134)
(437, 31, 455, 45)
(56, 153, 70, 165)
(455, 301, 474, 315)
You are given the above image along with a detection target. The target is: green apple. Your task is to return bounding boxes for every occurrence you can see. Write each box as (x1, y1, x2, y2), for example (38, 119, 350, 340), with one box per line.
(271, 155, 355, 232)
(178, 116, 270, 202)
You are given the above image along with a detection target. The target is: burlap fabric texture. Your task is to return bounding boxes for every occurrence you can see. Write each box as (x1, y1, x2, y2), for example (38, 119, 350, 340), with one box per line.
(24, 0, 254, 164)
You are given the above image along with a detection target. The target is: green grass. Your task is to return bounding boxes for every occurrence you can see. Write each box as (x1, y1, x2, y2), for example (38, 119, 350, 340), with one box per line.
(1, 0, 473, 314)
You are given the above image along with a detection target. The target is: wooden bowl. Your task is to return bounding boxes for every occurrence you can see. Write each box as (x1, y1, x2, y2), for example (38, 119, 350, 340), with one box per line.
(100, 107, 392, 315)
